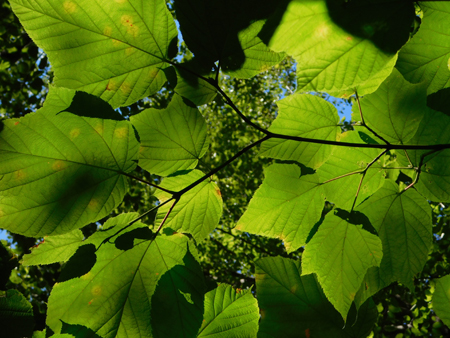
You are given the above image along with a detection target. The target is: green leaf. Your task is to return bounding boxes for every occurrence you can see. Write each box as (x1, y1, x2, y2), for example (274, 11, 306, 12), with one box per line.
(356, 180, 432, 290)
(302, 211, 383, 320)
(47, 213, 205, 338)
(259, 93, 340, 169)
(0, 87, 139, 236)
(236, 164, 324, 253)
(256, 256, 377, 338)
(397, 2, 450, 94)
(131, 95, 209, 177)
(317, 131, 387, 209)
(0, 289, 35, 338)
(353, 69, 428, 144)
(10, 0, 177, 108)
(171, 62, 217, 106)
(22, 230, 83, 266)
(197, 284, 259, 338)
(262, 0, 414, 96)
(433, 274, 450, 327)
(155, 170, 223, 241)
(397, 108, 450, 202)
(174, 0, 284, 78)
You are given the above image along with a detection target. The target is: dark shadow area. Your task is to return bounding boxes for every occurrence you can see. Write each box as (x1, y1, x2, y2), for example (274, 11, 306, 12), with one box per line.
(58, 244, 96, 283)
(60, 321, 102, 338)
(0, 118, 4, 133)
(60, 91, 124, 120)
(358, 131, 380, 145)
(335, 208, 378, 235)
(427, 87, 450, 116)
(173, 0, 286, 77)
(115, 226, 153, 251)
(325, 0, 415, 54)
(151, 247, 205, 338)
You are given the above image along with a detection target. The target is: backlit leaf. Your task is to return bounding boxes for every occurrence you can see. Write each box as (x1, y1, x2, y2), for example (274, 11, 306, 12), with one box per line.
(353, 69, 428, 144)
(397, 2, 450, 94)
(10, 0, 177, 108)
(302, 211, 383, 320)
(47, 213, 205, 338)
(131, 94, 209, 177)
(262, 0, 414, 96)
(155, 170, 223, 241)
(357, 180, 432, 290)
(317, 131, 387, 209)
(260, 93, 340, 169)
(0, 88, 139, 237)
(236, 164, 324, 253)
(197, 284, 259, 338)
(22, 230, 83, 266)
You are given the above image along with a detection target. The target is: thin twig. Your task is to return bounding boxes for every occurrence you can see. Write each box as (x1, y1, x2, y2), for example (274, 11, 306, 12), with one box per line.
(154, 198, 178, 236)
(404, 149, 441, 191)
(122, 172, 176, 194)
(176, 136, 270, 196)
(355, 91, 390, 145)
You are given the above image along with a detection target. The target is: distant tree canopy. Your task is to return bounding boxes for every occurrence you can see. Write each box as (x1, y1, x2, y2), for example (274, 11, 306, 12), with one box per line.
(1, 1, 450, 337)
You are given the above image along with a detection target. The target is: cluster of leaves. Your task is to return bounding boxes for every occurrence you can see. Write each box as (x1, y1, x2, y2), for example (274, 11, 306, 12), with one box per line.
(2, 0, 450, 337)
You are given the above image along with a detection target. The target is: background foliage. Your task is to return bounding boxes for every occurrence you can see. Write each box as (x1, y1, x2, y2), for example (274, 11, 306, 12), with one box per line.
(1, 0, 450, 337)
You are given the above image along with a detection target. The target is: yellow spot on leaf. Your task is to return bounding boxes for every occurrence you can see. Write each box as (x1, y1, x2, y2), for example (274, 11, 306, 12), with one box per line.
(14, 121, 20, 126)
(125, 47, 134, 56)
(120, 82, 132, 95)
(15, 170, 26, 181)
(81, 272, 91, 280)
(91, 285, 102, 296)
(121, 15, 138, 37)
(448, 57, 450, 71)
(52, 160, 67, 171)
(0, 209, 4, 218)
(106, 79, 117, 92)
(94, 123, 104, 135)
(88, 199, 99, 210)
(115, 0, 127, 3)
(290, 285, 298, 293)
(114, 127, 128, 139)
(112, 39, 122, 47)
(147, 68, 159, 79)
(103, 26, 112, 36)
(315, 23, 331, 39)
(70, 128, 80, 139)
(63, 1, 77, 14)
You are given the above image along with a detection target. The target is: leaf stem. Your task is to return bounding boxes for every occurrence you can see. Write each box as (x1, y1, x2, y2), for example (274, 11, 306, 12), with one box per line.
(175, 136, 270, 196)
(122, 172, 176, 194)
(404, 149, 441, 191)
(355, 91, 391, 145)
(154, 198, 178, 236)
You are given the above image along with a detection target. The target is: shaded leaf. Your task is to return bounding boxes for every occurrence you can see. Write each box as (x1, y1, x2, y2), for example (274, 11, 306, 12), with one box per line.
(260, 93, 340, 169)
(397, 2, 450, 94)
(131, 94, 209, 176)
(302, 211, 383, 320)
(155, 170, 223, 241)
(433, 274, 450, 327)
(0, 87, 139, 236)
(174, 0, 284, 79)
(256, 256, 377, 338)
(10, 0, 177, 107)
(0, 289, 35, 338)
(236, 164, 324, 253)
